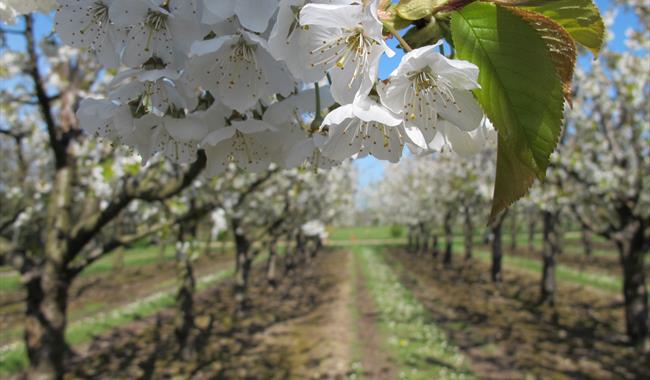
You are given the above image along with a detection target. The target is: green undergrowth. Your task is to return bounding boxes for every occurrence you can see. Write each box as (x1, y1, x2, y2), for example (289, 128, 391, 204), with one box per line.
(354, 246, 476, 380)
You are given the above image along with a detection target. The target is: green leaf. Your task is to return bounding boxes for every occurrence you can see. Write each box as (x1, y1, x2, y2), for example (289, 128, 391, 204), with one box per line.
(494, 0, 605, 55)
(451, 1, 565, 220)
(507, 7, 577, 104)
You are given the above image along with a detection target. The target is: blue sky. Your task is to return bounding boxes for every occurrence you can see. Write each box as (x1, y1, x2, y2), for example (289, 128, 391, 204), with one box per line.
(2, 1, 640, 190)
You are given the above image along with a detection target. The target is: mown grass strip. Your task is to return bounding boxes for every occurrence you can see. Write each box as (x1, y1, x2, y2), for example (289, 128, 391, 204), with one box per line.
(0, 246, 175, 292)
(354, 246, 477, 380)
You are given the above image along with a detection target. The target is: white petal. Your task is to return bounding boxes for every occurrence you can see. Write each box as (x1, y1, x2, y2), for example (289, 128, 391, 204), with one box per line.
(438, 120, 486, 157)
(202, 127, 236, 146)
(109, 0, 151, 27)
(299, 3, 362, 29)
(164, 116, 209, 142)
(202, 0, 235, 23)
(436, 90, 483, 131)
(402, 125, 428, 149)
(235, 0, 279, 32)
(352, 97, 402, 126)
(322, 104, 355, 127)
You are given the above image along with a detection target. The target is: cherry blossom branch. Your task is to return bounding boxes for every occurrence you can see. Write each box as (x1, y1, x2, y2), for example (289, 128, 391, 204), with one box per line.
(67, 150, 207, 263)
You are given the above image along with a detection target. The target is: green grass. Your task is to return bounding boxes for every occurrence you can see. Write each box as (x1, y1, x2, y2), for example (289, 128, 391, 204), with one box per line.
(329, 226, 403, 241)
(354, 246, 476, 380)
(0, 246, 174, 292)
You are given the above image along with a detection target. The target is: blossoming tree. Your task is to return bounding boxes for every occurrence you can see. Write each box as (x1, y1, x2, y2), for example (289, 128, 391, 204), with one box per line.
(1, 0, 609, 378)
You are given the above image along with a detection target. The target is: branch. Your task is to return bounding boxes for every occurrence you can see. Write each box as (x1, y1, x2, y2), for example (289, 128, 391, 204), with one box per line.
(24, 15, 67, 169)
(0, 238, 35, 274)
(67, 196, 219, 277)
(0, 207, 24, 234)
(67, 150, 207, 262)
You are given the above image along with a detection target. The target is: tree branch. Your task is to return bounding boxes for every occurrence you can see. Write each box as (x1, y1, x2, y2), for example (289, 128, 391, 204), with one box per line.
(67, 150, 207, 262)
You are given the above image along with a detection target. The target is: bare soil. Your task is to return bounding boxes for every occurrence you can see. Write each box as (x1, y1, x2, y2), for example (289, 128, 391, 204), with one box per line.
(387, 249, 650, 380)
(62, 251, 366, 379)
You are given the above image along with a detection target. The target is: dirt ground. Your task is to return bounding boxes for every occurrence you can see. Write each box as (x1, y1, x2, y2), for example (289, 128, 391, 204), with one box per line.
(7, 246, 647, 379)
(387, 249, 650, 380)
(62, 250, 398, 380)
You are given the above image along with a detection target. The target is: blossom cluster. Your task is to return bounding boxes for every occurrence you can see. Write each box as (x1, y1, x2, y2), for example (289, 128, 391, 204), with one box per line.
(56, 0, 491, 173)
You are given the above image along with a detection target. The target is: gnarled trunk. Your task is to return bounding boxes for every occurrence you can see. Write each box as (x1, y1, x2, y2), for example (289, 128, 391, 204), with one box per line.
(26, 155, 74, 380)
(233, 224, 252, 312)
(25, 268, 69, 380)
(616, 223, 649, 349)
(540, 211, 561, 306)
(174, 220, 197, 358)
(175, 253, 196, 359)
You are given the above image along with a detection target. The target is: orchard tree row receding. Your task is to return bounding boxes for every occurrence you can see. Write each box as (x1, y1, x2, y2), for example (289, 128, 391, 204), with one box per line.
(1, 0, 647, 379)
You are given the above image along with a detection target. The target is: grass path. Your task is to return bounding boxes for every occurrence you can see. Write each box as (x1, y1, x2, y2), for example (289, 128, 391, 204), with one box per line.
(353, 246, 476, 380)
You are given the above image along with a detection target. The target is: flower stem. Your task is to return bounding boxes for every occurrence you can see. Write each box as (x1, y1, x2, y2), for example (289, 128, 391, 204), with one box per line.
(383, 23, 412, 52)
(310, 82, 323, 133)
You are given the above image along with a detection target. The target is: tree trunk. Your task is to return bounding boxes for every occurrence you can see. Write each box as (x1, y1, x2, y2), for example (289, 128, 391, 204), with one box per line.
(463, 206, 473, 260)
(582, 227, 593, 258)
(510, 210, 517, 251)
(616, 223, 649, 349)
(233, 222, 252, 312)
(407, 227, 413, 253)
(267, 240, 278, 288)
(490, 211, 507, 282)
(420, 224, 430, 256)
(443, 213, 453, 266)
(311, 237, 323, 258)
(26, 151, 74, 380)
(25, 268, 69, 380)
(174, 219, 198, 359)
(540, 211, 561, 306)
(413, 226, 421, 255)
(527, 218, 536, 252)
(175, 252, 196, 359)
(432, 235, 440, 259)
